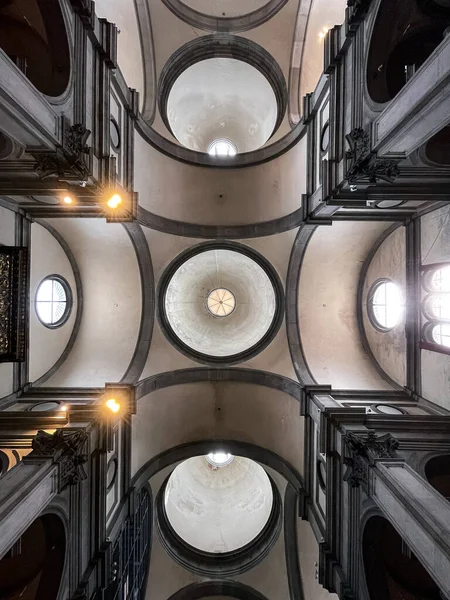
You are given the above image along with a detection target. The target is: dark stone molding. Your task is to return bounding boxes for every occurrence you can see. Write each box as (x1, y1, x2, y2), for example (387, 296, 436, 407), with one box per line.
(161, 0, 288, 32)
(136, 367, 302, 401)
(167, 581, 270, 600)
(287, 0, 314, 126)
(285, 223, 318, 386)
(32, 219, 83, 387)
(356, 222, 404, 390)
(137, 205, 304, 238)
(157, 473, 282, 577)
(284, 483, 305, 600)
(131, 439, 304, 493)
(158, 35, 287, 146)
(157, 241, 285, 366)
(133, 0, 157, 122)
(135, 114, 306, 168)
(120, 222, 154, 385)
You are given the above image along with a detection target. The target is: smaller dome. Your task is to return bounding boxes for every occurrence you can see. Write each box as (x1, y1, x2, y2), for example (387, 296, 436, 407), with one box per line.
(164, 456, 273, 553)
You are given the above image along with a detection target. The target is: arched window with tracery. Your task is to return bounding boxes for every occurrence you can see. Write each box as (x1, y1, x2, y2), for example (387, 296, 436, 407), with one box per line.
(420, 263, 450, 354)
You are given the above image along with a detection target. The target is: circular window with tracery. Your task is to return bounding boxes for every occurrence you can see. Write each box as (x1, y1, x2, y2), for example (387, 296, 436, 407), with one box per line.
(368, 279, 404, 331)
(35, 276, 72, 328)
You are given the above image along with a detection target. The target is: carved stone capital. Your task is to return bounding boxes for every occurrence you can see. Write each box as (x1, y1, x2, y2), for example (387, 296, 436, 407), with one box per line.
(34, 123, 91, 182)
(343, 431, 399, 488)
(30, 429, 89, 492)
(0, 247, 28, 362)
(345, 127, 400, 185)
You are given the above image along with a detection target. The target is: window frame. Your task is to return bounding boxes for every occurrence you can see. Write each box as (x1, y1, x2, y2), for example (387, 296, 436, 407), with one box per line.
(367, 278, 404, 332)
(34, 275, 72, 329)
(420, 263, 450, 355)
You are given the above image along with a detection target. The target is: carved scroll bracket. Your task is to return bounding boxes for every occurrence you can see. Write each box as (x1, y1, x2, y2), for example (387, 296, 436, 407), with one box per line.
(33, 123, 91, 183)
(26, 428, 89, 492)
(343, 430, 399, 489)
(345, 128, 400, 186)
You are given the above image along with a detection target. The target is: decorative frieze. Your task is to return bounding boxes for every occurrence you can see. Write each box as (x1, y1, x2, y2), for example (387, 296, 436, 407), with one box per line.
(345, 128, 400, 185)
(0, 247, 28, 363)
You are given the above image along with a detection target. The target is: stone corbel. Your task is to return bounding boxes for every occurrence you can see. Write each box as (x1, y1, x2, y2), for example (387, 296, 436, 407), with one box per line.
(25, 428, 89, 492)
(343, 430, 399, 489)
(345, 127, 400, 186)
(33, 122, 91, 183)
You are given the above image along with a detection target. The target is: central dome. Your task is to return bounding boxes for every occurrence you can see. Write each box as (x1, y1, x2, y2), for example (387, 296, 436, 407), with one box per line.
(166, 58, 279, 153)
(160, 246, 281, 362)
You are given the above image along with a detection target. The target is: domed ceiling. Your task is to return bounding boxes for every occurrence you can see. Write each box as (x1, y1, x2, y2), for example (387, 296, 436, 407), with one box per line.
(161, 246, 281, 362)
(164, 455, 273, 553)
(166, 58, 279, 153)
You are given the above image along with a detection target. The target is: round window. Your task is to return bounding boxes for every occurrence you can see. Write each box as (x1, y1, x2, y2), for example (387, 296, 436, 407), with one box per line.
(368, 280, 403, 331)
(320, 122, 330, 153)
(110, 117, 121, 151)
(432, 323, 450, 347)
(373, 404, 405, 415)
(35, 276, 72, 328)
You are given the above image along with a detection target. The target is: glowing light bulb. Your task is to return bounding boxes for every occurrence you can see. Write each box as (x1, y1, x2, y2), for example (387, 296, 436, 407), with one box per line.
(106, 398, 120, 413)
(60, 404, 67, 412)
(107, 194, 122, 209)
(318, 26, 330, 40)
(63, 196, 73, 204)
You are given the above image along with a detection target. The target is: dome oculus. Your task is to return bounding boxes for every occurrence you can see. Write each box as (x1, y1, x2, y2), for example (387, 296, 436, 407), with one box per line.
(207, 288, 236, 317)
(206, 452, 234, 467)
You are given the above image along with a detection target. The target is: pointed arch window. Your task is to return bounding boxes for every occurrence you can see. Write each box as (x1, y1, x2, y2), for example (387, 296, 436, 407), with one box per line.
(421, 264, 450, 354)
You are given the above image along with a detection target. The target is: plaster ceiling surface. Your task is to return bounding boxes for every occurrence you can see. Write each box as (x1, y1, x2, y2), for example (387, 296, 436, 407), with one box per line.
(141, 229, 296, 381)
(40, 219, 141, 387)
(164, 249, 276, 358)
(134, 130, 307, 225)
(164, 456, 273, 552)
(167, 58, 278, 153)
(131, 382, 304, 477)
(299, 221, 396, 390)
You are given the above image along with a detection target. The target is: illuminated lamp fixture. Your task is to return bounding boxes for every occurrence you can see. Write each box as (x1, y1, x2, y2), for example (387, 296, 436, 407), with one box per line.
(106, 398, 120, 413)
(104, 383, 136, 415)
(60, 404, 67, 412)
(62, 195, 73, 205)
(107, 193, 122, 209)
(318, 26, 331, 40)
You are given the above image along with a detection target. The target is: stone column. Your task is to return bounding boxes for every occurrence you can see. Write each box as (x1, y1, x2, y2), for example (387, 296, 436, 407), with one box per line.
(344, 431, 450, 597)
(0, 428, 88, 559)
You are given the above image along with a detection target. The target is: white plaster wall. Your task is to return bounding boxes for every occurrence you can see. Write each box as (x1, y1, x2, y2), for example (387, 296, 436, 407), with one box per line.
(420, 205, 450, 407)
(94, 0, 144, 100)
(299, 0, 347, 101)
(0, 206, 16, 398)
(134, 130, 307, 225)
(362, 226, 407, 386)
(299, 221, 395, 389)
(180, 0, 270, 18)
(132, 382, 304, 478)
(29, 223, 77, 382)
(42, 219, 141, 387)
(297, 520, 339, 600)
